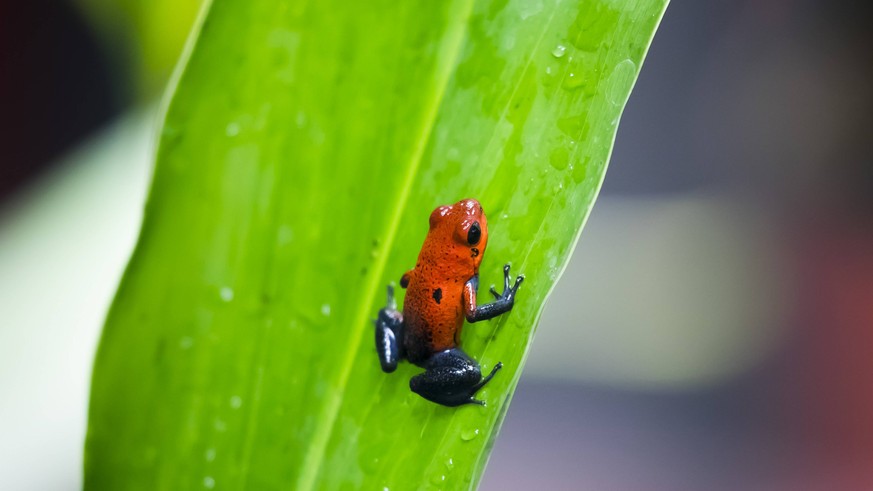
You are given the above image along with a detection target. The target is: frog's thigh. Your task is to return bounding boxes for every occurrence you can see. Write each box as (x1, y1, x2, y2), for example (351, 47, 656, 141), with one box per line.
(409, 349, 484, 406)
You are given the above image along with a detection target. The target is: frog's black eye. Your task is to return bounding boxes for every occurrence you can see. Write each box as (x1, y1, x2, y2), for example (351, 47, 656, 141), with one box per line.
(467, 222, 481, 245)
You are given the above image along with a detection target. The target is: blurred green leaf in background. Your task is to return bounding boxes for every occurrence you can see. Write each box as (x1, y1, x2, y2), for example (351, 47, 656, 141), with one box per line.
(85, 0, 667, 488)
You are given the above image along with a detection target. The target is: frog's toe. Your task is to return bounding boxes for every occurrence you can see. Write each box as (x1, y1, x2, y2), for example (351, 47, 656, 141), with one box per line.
(512, 274, 524, 293)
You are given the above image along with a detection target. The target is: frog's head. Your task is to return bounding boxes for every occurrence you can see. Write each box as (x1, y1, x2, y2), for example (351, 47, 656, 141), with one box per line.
(428, 198, 489, 270)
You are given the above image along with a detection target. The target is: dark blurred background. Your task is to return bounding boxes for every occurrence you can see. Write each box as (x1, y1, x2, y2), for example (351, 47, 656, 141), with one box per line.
(487, 2, 873, 490)
(0, 0, 198, 201)
(1, 1, 871, 489)
(0, 1, 119, 200)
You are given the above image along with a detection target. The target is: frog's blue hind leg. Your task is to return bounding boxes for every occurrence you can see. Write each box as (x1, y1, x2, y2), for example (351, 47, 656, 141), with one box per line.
(375, 285, 405, 373)
(409, 348, 503, 407)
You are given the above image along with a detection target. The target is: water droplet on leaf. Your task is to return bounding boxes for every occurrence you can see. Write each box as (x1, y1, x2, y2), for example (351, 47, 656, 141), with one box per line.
(606, 59, 637, 106)
(563, 72, 585, 90)
(461, 428, 480, 441)
(220, 287, 234, 302)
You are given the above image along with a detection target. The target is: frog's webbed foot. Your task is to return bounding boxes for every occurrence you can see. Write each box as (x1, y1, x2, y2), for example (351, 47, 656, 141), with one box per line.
(375, 285, 405, 373)
(490, 263, 524, 300)
(466, 263, 524, 323)
(409, 349, 502, 407)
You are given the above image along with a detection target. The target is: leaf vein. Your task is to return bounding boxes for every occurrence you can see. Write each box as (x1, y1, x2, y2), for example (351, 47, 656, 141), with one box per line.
(295, 2, 476, 489)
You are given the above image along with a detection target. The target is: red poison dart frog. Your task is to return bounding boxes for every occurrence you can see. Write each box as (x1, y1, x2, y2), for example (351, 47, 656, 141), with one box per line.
(375, 199, 524, 406)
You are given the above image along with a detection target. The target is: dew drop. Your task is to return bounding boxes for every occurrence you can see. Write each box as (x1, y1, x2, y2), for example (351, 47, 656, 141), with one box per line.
(179, 337, 194, 349)
(502, 33, 516, 51)
(563, 72, 585, 90)
(311, 128, 326, 145)
(445, 457, 454, 470)
(321, 304, 331, 316)
(519, 0, 543, 19)
(549, 147, 569, 171)
(203, 476, 215, 489)
(606, 59, 638, 106)
(205, 448, 216, 462)
(461, 428, 480, 441)
(220, 287, 234, 302)
(551, 44, 567, 58)
(278, 225, 293, 245)
(225, 122, 240, 137)
(430, 474, 447, 486)
(230, 396, 242, 409)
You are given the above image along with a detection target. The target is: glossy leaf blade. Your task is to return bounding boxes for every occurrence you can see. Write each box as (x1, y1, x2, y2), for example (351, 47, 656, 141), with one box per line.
(85, 0, 668, 489)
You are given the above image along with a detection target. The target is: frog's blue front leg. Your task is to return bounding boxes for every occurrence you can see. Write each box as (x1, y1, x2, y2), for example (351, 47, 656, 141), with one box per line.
(464, 263, 524, 323)
(375, 285, 405, 373)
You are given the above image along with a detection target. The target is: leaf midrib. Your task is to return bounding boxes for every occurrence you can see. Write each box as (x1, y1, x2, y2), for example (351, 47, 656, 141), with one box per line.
(294, 2, 476, 489)
(410, 5, 563, 485)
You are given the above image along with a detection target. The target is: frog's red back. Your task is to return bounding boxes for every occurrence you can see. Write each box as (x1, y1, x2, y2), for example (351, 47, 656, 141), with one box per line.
(401, 199, 488, 363)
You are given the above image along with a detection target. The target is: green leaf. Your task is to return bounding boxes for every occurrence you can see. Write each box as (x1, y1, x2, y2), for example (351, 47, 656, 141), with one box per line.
(85, 0, 668, 489)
